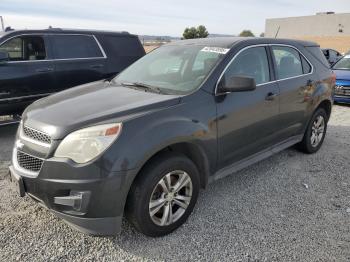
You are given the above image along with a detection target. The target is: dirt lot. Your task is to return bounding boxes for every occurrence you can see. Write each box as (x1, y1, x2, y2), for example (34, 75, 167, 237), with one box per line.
(144, 45, 160, 53)
(0, 105, 349, 262)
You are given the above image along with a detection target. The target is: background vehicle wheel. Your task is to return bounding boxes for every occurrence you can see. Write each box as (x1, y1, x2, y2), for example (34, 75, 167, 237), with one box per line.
(297, 108, 328, 154)
(125, 153, 200, 237)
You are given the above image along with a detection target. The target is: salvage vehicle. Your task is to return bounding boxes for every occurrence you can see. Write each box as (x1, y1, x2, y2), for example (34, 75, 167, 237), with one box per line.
(332, 53, 350, 104)
(322, 48, 343, 66)
(0, 28, 145, 115)
(9, 37, 334, 237)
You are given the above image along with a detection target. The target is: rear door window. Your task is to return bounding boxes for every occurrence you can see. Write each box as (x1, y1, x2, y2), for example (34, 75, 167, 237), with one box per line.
(51, 35, 103, 59)
(0, 35, 47, 61)
(272, 46, 304, 79)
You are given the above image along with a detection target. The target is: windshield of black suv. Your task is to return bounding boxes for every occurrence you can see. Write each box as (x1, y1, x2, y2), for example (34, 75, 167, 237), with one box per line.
(333, 54, 350, 70)
(113, 45, 229, 95)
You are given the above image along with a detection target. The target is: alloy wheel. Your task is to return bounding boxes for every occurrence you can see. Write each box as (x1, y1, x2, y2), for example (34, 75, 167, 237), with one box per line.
(310, 115, 325, 147)
(149, 170, 193, 226)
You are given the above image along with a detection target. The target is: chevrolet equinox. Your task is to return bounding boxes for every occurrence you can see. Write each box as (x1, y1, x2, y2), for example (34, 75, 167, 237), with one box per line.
(9, 37, 334, 237)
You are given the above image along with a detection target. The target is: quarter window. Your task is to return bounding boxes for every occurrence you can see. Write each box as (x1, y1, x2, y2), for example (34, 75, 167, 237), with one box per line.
(0, 36, 46, 61)
(301, 55, 312, 74)
(51, 35, 103, 59)
(223, 47, 270, 85)
(272, 46, 303, 79)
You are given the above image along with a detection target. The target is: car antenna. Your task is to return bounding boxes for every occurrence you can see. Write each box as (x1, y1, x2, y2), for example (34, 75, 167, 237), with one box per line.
(0, 16, 4, 31)
(275, 26, 280, 38)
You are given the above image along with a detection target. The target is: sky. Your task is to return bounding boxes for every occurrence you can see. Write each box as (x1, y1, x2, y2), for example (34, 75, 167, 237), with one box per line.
(1, 0, 350, 37)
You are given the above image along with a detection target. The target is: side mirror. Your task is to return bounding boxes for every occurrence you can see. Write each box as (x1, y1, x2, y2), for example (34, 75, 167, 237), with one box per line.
(218, 75, 256, 94)
(0, 51, 9, 63)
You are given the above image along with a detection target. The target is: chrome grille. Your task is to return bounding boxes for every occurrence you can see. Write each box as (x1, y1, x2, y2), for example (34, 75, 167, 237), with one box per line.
(23, 126, 51, 144)
(335, 85, 350, 97)
(17, 150, 43, 173)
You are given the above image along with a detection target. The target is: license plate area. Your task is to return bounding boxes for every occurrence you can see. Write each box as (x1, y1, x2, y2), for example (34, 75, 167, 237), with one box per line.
(9, 167, 25, 197)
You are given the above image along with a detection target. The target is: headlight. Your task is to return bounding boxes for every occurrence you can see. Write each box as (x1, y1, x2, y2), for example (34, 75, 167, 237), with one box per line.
(54, 123, 122, 164)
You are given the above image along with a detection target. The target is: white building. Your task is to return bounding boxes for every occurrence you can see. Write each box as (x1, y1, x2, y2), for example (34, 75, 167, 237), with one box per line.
(265, 12, 350, 38)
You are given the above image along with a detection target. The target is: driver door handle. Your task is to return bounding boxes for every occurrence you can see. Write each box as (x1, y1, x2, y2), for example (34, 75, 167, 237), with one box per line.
(306, 79, 313, 86)
(265, 92, 278, 101)
(90, 64, 104, 69)
(36, 67, 54, 73)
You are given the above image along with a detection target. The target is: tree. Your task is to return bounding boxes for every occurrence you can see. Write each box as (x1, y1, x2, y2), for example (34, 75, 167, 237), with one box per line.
(239, 30, 255, 37)
(183, 25, 209, 39)
(197, 25, 209, 38)
(183, 27, 197, 39)
(260, 32, 265, 37)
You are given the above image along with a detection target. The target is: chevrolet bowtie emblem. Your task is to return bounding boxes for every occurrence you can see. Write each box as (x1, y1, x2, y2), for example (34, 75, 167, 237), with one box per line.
(16, 140, 24, 150)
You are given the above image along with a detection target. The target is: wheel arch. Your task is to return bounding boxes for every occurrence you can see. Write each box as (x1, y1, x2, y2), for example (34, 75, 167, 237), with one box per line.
(315, 99, 332, 121)
(133, 142, 211, 190)
(123, 141, 211, 217)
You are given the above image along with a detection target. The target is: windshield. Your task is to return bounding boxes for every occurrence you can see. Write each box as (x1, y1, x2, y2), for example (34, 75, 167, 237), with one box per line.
(333, 54, 350, 70)
(113, 45, 227, 95)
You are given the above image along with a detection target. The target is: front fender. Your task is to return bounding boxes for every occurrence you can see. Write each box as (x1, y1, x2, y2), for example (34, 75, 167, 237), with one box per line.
(107, 115, 215, 172)
(101, 92, 218, 175)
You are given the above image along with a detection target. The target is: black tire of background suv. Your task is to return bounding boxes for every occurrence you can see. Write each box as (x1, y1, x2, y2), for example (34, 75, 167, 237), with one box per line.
(125, 152, 200, 237)
(297, 108, 328, 154)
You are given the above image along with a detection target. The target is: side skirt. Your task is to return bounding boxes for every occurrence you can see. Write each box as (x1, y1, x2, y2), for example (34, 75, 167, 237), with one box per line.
(209, 135, 303, 183)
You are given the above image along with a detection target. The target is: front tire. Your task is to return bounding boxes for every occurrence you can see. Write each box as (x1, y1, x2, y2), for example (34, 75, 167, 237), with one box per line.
(125, 153, 200, 237)
(297, 108, 328, 154)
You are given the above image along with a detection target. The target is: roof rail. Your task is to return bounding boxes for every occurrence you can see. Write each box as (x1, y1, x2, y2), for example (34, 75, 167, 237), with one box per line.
(47, 26, 63, 31)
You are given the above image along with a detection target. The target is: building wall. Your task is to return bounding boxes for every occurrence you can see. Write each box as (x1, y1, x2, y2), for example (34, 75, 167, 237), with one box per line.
(292, 36, 350, 54)
(265, 13, 350, 38)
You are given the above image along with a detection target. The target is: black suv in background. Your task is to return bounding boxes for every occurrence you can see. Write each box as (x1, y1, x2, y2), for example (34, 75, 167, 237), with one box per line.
(0, 28, 145, 115)
(10, 37, 334, 237)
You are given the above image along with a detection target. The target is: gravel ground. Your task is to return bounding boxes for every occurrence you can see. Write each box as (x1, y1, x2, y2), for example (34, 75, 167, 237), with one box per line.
(0, 105, 349, 262)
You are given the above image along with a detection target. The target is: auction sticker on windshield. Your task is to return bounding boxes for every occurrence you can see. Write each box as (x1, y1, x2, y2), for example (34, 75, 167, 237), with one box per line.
(201, 47, 230, 54)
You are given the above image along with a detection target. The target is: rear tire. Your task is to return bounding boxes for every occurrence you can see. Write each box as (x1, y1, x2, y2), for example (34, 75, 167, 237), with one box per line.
(297, 108, 328, 154)
(125, 153, 200, 237)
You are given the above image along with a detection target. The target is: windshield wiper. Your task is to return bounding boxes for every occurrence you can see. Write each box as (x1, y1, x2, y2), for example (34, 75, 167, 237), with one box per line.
(121, 82, 163, 94)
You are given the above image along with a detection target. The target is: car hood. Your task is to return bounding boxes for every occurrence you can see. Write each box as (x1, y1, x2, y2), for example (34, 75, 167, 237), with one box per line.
(22, 80, 182, 139)
(333, 69, 350, 80)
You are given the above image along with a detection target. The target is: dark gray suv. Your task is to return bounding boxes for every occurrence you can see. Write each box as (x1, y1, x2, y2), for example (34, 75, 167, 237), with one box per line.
(9, 37, 334, 237)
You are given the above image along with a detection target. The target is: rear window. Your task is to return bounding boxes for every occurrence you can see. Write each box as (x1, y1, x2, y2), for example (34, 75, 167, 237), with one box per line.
(51, 35, 103, 59)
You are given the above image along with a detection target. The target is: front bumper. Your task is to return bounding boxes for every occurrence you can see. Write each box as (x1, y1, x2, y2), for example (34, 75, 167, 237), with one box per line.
(334, 95, 350, 104)
(9, 157, 137, 236)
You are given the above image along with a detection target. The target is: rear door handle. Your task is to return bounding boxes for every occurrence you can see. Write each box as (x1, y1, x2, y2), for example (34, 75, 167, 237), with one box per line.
(90, 64, 104, 69)
(0, 91, 10, 96)
(36, 68, 54, 73)
(265, 92, 278, 101)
